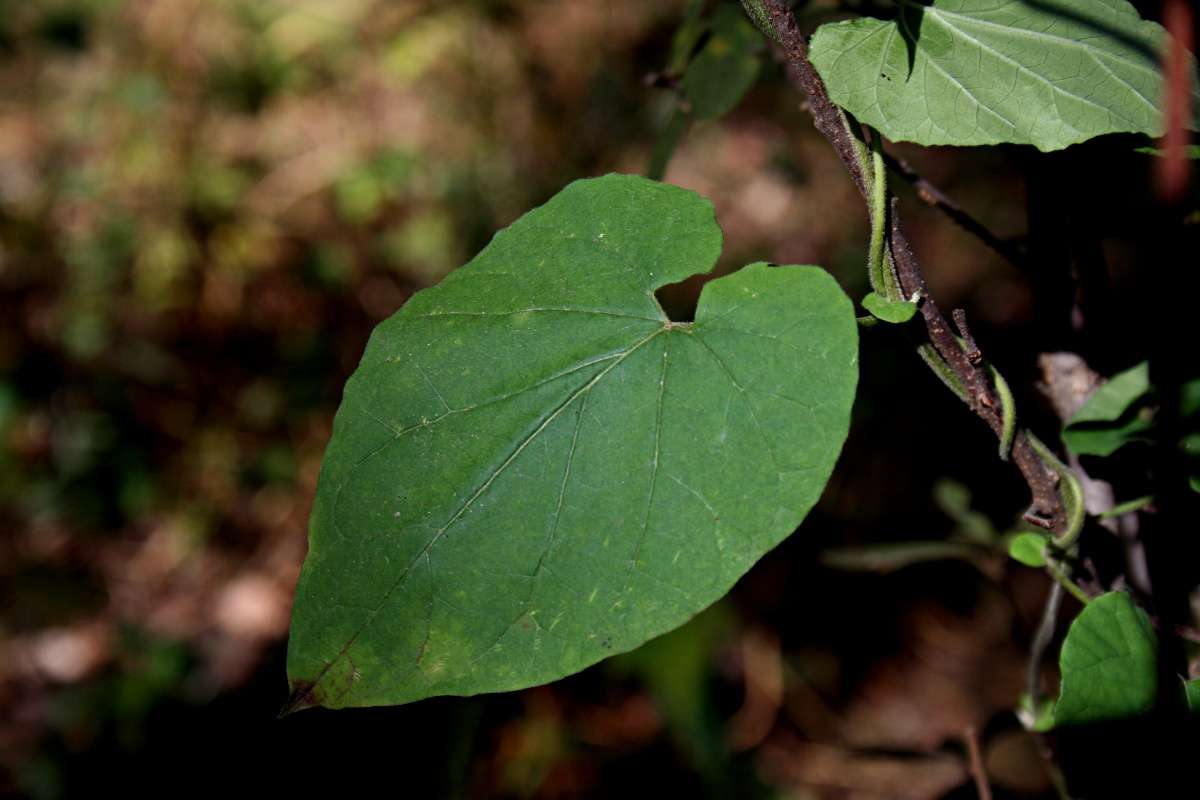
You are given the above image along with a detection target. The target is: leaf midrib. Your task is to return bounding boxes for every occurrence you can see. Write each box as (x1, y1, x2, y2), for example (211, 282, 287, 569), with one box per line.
(915, 6, 1134, 128)
(904, 0, 1163, 82)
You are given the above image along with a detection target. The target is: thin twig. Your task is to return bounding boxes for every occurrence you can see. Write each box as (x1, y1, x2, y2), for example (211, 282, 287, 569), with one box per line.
(1174, 624, 1200, 644)
(761, 2, 869, 198)
(964, 726, 993, 800)
(883, 151, 1029, 269)
(1027, 581, 1064, 711)
(953, 308, 983, 365)
(1037, 734, 1075, 800)
(1046, 557, 1094, 605)
(757, 0, 1066, 533)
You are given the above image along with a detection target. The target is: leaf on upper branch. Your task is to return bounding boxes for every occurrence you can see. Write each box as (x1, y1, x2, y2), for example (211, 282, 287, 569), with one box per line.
(1052, 591, 1157, 726)
(1062, 361, 1154, 457)
(809, 0, 1200, 152)
(286, 174, 859, 709)
(683, 4, 763, 120)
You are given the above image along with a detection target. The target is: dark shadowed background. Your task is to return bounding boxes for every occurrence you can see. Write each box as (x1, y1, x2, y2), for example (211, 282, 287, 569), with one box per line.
(1, 1, 1196, 797)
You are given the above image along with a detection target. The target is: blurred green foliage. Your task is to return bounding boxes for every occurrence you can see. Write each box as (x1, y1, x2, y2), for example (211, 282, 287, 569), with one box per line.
(4, 1, 1192, 797)
(0, 1, 716, 794)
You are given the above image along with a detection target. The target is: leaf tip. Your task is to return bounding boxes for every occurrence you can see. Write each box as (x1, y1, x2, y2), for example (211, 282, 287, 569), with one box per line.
(279, 679, 322, 717)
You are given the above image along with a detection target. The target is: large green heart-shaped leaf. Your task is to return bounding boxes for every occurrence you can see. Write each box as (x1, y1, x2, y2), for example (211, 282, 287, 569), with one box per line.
(1054, 591, 1157, 726)
(286, 174, 858, 709)
(810, 0, 1200, 151)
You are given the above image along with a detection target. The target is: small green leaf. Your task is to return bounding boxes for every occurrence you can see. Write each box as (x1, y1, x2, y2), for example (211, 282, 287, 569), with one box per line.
(1054, 592, 1157, 727)
(1179, 378, 1200, 418)
(1063, 361, 1154, 457)
(1185, 679, 1200, 714)
(809, 0, 1200, 152)
(1007, 532, 1047, 567)
(286, 174, 859, 709)
(1071, 362, 1152, 424)
(1136, 145, 1200, 159)
(1063, 415, 1154, 457)
(862, 291, 917, 323)
(682, 5, 762, 120)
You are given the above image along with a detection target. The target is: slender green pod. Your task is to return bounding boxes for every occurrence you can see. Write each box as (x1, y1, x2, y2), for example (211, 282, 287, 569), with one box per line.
(866, 135, 904, 302)
(1027, 432, 1086, 548)
(989, 364, 1016, 461)
(918, 344, 971, 405)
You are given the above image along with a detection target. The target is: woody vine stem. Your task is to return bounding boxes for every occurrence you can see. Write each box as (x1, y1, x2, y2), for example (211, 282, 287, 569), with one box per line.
(747, 0, 1076, 540)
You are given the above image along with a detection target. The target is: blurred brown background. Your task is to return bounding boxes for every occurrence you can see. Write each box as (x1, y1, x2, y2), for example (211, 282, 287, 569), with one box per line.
(1, 1, 1194, 798)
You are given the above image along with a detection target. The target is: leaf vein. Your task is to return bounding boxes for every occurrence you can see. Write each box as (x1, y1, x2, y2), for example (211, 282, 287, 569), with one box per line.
(308, 326, 667, 698)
